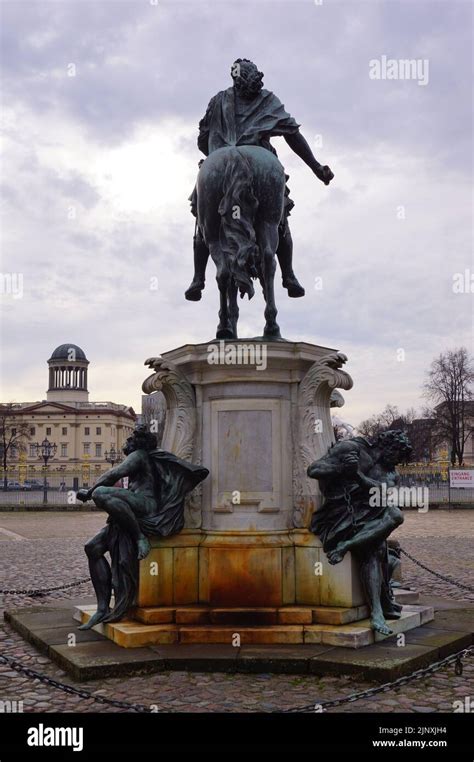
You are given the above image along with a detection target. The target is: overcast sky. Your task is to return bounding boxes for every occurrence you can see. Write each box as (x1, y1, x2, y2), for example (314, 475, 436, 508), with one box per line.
(0, 0, 472, 425)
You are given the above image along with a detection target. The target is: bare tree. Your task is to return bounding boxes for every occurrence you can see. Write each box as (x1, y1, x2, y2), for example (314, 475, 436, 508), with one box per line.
(423, 348, 474, 466)
(0, 404, 31, 490)
(358, 404, 402, 439)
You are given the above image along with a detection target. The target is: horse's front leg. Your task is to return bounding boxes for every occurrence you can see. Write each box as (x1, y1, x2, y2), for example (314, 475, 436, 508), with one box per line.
(257, 221, 281, 339)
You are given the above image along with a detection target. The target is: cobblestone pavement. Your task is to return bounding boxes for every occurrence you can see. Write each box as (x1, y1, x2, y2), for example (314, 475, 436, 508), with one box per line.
(0, 510, 472, 713)
(396, 510, 474, 603)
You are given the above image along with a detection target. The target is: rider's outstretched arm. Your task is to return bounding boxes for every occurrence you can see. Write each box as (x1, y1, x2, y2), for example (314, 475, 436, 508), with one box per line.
(284, 131, 321, 173)
(284, 131, 333, 185)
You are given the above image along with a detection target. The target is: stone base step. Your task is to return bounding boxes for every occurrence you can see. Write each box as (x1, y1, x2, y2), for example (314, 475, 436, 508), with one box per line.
(394, 588, 420, 604)
(74, 604, 433, 649)
(132, 603, 370, 627)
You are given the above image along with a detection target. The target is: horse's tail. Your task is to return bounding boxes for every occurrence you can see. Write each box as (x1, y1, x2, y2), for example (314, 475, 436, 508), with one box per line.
(218, 147, 259, 299)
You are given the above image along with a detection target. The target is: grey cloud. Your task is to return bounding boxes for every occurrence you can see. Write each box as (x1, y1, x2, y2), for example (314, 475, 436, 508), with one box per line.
(1, 0, 472, 420)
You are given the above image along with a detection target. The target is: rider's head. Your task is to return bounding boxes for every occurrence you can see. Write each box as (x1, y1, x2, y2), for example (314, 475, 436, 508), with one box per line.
(123, 425, 158, 455)
(374, 430, 413, 468)
(231, 59, 263, 100)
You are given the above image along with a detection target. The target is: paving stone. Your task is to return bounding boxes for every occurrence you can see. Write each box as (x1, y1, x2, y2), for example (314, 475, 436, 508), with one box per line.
(0, 509, 473, 712)
(150, 644, 239, 672)
(308, 642, 436, 680)
(50, 641, 165, 681)
(237, 644, 335, 674)
(400, 626, 472, 657)
(423, 608, 474, 633)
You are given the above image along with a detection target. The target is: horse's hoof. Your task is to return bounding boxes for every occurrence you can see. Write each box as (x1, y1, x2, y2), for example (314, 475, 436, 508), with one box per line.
(185, 281, 204, 301)
(263, 325, 281, 340)
(283, 276, 305, 298)
(216, 327, 234, 340)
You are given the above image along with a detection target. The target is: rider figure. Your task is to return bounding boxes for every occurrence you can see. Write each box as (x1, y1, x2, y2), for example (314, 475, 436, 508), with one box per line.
(185, 58, 334, 302)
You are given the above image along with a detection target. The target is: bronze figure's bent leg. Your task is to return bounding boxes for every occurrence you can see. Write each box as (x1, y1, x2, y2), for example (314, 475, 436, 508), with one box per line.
(79, 526, 112, 630)
(92, 486, 151, 560)
(326, 506, 404, 565)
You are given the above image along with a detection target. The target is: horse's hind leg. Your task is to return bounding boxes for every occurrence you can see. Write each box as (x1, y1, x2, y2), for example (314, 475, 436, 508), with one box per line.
(257, 221, 281, 339)
(208, 241, 233, 340)
(228, 279, 239, 339)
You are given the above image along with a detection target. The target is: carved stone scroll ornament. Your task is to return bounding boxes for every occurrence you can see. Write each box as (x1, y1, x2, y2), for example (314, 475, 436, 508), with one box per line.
(292, 352, 353, 528)
(143, 358, 202, 528)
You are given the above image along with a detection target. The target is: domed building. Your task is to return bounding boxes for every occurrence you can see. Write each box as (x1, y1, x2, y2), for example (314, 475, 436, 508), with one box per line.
(47, 343, 90, 403)
(6, 344, 136, 488)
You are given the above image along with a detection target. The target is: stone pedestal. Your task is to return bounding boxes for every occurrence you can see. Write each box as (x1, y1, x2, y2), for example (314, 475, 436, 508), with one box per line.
(140, 341, 362, 609)
(75, 340, 433, 647)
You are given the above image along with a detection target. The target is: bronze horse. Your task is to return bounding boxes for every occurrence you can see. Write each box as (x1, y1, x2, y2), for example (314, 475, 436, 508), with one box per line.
(196, 144, 286, 339)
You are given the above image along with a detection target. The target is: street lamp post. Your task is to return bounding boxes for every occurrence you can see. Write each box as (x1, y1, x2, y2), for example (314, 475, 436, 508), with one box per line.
(33, 438, 57, 505)
(104, 446, 122, 468)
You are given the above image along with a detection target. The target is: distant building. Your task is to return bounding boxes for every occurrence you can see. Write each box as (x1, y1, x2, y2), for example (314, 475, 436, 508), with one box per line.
(405, 407, 474, 466)
(5, 344, 136, 485)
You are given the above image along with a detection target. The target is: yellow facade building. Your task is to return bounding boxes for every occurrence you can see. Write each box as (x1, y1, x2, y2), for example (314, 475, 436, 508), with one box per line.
(7, 344, 136, 488)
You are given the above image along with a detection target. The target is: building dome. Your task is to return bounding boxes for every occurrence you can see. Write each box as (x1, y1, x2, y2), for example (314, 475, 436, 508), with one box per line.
(49, 344, 88, 362)
(47, 344, 89, 402)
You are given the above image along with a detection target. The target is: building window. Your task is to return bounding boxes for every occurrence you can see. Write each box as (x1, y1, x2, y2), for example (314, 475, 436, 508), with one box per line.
(29, 444, 36, 457)
(62, 427, 67, 436)
(95, 444, 102, 457)
(85, 427, 90, 435)
(61, 444, 68, 457)
(30, 427, 35, 436)
(11, 428, 16, 436)
(96, 427, 101, 435)
(46, 427, 51, 436)
(83, 443, 90, 455)
(10, 447, 17, 459)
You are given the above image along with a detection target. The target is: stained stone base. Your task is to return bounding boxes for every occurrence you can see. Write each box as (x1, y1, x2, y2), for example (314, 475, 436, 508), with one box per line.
(73, 602, 433, 649)
(137, 529, 365, 610)
(74, 528, 428, 650)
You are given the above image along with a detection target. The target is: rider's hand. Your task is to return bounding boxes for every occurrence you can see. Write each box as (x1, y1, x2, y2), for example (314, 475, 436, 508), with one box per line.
(77, 488, 93, 503)
(315, 165, 334, 186)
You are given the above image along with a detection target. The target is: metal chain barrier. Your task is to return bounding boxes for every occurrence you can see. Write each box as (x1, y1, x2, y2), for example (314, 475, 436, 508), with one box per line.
(0, 654, 153, 712)
(281, 646, 473, 713)
(400, 548, 474, 593)
(0, 577, 91, 597)
(0, 646, 472, 714)
(343, 487, 356, 528)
